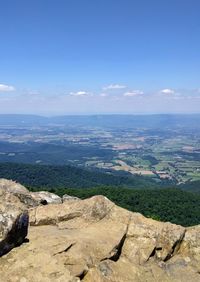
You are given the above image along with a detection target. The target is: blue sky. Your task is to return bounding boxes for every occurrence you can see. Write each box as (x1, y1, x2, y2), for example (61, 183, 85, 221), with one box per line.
(0, 0, 200, 114)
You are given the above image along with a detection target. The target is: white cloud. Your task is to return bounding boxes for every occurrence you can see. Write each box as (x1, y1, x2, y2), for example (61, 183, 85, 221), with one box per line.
(69, 91, 91, 97)
(0, 84, 15, 92)
(160, 88, 175, 95)
(27, 90, 40, 96)
(103, 84, 127, 90)
(99, 93, 108, 97)
(123, 90, 144, 97)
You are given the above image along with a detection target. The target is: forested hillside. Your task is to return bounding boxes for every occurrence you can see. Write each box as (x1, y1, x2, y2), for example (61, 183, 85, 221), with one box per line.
(0, 162, 165, 189)
(180, 180, 200, 193)
(0, 162, 200, 226)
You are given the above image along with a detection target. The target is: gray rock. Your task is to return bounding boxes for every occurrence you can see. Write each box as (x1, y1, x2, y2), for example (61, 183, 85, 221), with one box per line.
(0, 190, 29, 256)
(62, 194, 80, 203)
(30, 191, 62, 205)
(0, 178, 29, 195)
(0, 179, 62, 207)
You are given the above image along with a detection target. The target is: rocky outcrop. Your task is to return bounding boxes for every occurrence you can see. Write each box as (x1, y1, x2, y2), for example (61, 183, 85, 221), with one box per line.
(29, 195, 114, 227)
(30, 191, 62, 205)
(0, 190, 28, 257)
(62, 194, 80, 202)
(0, 178, 29, 195)
(0, 191, 200, 282)
(0, 179, 62, 207)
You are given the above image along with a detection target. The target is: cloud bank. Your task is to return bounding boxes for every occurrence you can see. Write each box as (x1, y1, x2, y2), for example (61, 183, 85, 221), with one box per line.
(160, 88, 175, 95)
(103, 84, 127, 90)
(123, 90, 144, 97)
(69, 91, 91, 97)
(0, 84, 15, 92)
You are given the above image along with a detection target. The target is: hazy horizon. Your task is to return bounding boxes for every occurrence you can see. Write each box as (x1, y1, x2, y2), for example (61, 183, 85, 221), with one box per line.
(0, 0, 200, 115)
(1, 112, 200, 117)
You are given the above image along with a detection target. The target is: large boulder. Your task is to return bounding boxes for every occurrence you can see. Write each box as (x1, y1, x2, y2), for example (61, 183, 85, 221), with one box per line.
(29, 195, 114, 227)
(30, 191, 62, 205)
(0, 190, 29, 257)
(0, 179, 39, 207)
(62, 194, 80, 203)
(0, 179, 62, 207)
(0, 178, 29, 195)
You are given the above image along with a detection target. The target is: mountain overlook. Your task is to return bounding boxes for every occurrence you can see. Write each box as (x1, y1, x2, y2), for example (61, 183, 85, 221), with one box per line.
(1, 0, 200, 280)
(0, 179, 200, 282)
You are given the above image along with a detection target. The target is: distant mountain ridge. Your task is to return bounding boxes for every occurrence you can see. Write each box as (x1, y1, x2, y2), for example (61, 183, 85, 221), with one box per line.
(1, 113, 200, 128)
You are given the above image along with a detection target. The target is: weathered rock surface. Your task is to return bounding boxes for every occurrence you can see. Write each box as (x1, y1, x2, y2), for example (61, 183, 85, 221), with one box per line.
(30, 191, 62, 205)
(0, 193, 200, 282)
(62, 194, 80, 203)
(0, 190, 28, 257)
(0, 179, 62, 207)
(0, 178, 29, 195)
(29, 195, 113, 227)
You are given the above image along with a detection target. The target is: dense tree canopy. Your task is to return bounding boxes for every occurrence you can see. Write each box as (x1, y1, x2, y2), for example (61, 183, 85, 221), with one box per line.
(0, 162, 165, 189)
(0, 162, 199, 227)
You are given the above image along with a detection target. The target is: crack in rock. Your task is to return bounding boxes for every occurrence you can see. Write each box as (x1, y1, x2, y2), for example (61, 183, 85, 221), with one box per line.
(53, 242, 76, 256)
(147, 229, 186, 263)
(76, 268, 88, 281)
(164, 229, 186, 262)
(101, 215, 131, 263)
